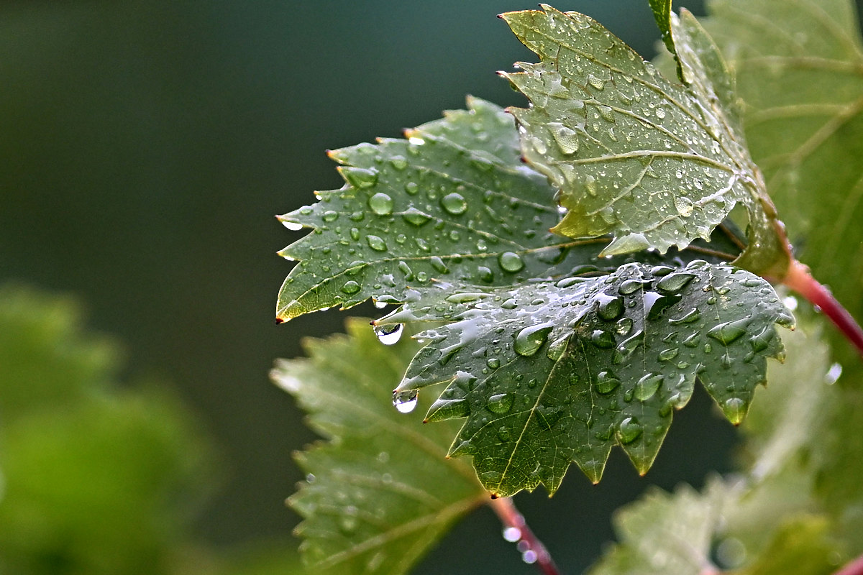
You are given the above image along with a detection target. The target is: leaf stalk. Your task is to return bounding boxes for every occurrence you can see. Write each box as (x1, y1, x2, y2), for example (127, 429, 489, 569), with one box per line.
(783, 260, 863, 357)
(489, 497, 561, 575)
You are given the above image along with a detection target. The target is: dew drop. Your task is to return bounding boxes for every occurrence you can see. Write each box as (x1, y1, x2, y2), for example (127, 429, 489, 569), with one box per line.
(548, 122, 579, 155)
(514, 323, 554, 357)
(723, 397, 746, 425)
(617, 417, 643, 444)
(487, 358, 501, 370)
(368, 192, 394, 215)
(591, 329, 616, 349)
(322, 210, 339, 222)
(749, 326, 773, 352)
(596, 293, 625, 320)
(441, 192, 468, 215)
(283, 220, 304, 231)
(587, 73, 605, 90)
(341, 281, 360, 294)
(389, 156, 408, 170)
(402, 207, 431, 226)
(374, 323, 404, 345)
(430, 256, 450, 274)
(477, 266, 494, 283)
(670, 308, 701, 325)
(615, 317, 633, 335)
(658, 347, 679, 361)
(546, 335, 570, 361)
(499, 252, 525, 273)
(634, 373, 663, 401)
(392, 389, 419, 413)
(344, 167, 378, 189)
(487, 393, 514, 414)
(595, 371, 621, 394)
(656, 272, 696, 294)
(707, 318, 749, 345)
(404, 181, 420, 195)
(618, 279, 645, 295)
(366, 235, 388, 251)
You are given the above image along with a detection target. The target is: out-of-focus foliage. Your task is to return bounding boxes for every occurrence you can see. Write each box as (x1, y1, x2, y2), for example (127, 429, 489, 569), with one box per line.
(0, 285, 303, 575)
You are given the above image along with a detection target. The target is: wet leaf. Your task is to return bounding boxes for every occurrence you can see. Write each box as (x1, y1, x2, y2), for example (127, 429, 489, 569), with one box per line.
(500, 5, 791, 276)
(276, 97, 613, 322)
(378, 260, 792, 495)
(703, 0, 863, 362)
(271, 318, 486, 574)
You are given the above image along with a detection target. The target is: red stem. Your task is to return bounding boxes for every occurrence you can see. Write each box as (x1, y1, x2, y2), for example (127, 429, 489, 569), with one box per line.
(489, 497, 561, 575)
(834, 554, 863, 575)
(783, 260, 863, 357)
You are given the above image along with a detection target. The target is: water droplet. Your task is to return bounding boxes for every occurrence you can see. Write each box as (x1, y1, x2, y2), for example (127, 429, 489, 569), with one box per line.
(591, 329, 616, 349)
(441, 192, 468, 215)
(723, 397, 746, 424)
(634, 373, 663, 401)
(618, 279, 645, 295)
(404, 181, 419, 195)
(615, 317, 633, 336)
(497, 426, 511, 441)
(501, 298, 518, 309)
(503, 527, 522, 542)
(597, 105, 615, 122)
(393, 389, 419, 413)
(556, 277, 585, 288)
(398, 261, 414, 279)
(595, 371, 621, 394)
(430, 256, 450, 274)
(514, 323, 554, 356)
(643, 291, 680, 320)
(322, 210, 339, 222)
(389, 156, 408, 170)
(707, 318, 749, 345)
(658, 348, 679, 361)
(546, 335, 570, 361)
(375, 323, 404, 345)
(548, 122, 579, 155)
(477, 266, 494, 283)
(617, 417, 642, 444)
(341, 281, 361, 294)
(487, 393, 514, 414)
(368, 192, 394, 215)
(584, 175, 598, 196)
(344, 167, 378, 189)
(427, 397, 470, 421)
(749, 326, 773, 352)
(596, 293, 624, 320)
(670, 308, 700, 324)
(499, 252, 525, 273)
(587, 73, 605, 90)
(656, 272, 696, 294)
(366, 235, 388, 251)
(402, 207, 431, 226)
(283, 220, 304, 231)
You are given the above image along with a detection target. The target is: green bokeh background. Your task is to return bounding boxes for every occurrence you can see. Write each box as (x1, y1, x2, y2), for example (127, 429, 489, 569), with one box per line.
(1, 1, 859, 572)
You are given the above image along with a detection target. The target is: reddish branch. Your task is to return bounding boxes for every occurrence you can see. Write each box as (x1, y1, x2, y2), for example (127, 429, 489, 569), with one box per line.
(489, 497, 561, 575)
(783, 260, 863, 357)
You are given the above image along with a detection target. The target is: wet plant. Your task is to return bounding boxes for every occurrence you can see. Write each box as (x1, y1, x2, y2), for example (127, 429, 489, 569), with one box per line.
(273, 1, 863, 573)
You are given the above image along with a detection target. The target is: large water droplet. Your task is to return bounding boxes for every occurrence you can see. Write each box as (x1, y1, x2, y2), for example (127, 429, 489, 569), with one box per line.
(670, 308, 700, 324)
(548, 122, 579, 155)
(478, 266, 494, 283)
(283, 220, 304, 231)
(618, 279, 646, 295)
(487, 393, 514, 414)
(674, 196, 694, 217)
(596, 293, 625, 320)
(341, 280, 361, 294)
(723, 397, 747, 425)
(748, 326, 773, 352)
(617, 417, 642, 444)
(375, 323, 404, 345)
(707, 318, 749, 345)
(389, 156, 408, 171)
(514, 323, 554, 356)
(656, 272, 696, 294)
(634, 373, 663, 401)
(430, 256, 450, 274)
(658, 348, 679, 361)
(587, 74, 605, 90)
(366, 235, 388, 251)
(368, 192, 394, 215)
(344, 167, 378, 189)
(441, 192, 468, 215)
(426, 397, 470, 421)
(546, 335, 570, 361)
(595, 371, 621, 394)
(393, 389, 419, 413)
(499, 252, 525, 273)
(591, 329, 616, 349)
(616, 317, 633, 336)
(402, 207, 431, 226)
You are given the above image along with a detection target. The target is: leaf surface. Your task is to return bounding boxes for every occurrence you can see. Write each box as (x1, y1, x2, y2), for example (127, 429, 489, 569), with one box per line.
(703, 0, 863, 361)
(379, 260, 792, 495)
(272, 318, 486, 574)
(500, 5, 790, 275)
(276, 97, 612, 322)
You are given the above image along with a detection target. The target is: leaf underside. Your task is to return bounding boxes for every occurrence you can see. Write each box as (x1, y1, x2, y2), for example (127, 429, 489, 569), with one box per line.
(380, 260, 792, 496)
(500, 5, 790, 276)
(273, 319, 485, 574)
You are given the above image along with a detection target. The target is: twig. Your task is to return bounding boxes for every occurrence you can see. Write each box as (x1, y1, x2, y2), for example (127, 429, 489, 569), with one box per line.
(783, 259, 863, 357)
(834, 554, 863, 575)
(489, 496, 561, 575)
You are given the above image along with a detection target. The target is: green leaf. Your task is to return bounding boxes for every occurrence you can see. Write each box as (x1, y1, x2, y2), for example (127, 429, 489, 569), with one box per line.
(271, 318, 487, 574)
(589, 479, 729, 575)
(702, 0, 863, 361)
(379, 260, 792, 495)
(649, 0, 682, 80)
(276, 97, 612, 322)
(500, 5, 791, 276)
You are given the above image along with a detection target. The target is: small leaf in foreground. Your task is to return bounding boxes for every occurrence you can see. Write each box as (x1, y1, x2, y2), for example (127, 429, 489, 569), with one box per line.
(272, 318, 487, 574)
(379, 260, 792, 495)
(500, 5, 791, 275)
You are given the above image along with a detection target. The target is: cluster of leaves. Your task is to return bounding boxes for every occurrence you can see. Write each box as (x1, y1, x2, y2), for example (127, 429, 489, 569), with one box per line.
(274, 0, 863, 572)
(0, 285, 304, 575)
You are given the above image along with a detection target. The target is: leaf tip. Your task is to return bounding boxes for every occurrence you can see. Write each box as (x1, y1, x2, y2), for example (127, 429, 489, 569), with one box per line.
(275, 317, 285, 325)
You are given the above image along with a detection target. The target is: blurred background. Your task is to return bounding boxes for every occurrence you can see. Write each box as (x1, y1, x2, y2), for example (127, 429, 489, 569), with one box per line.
(2, 1, 859, 573)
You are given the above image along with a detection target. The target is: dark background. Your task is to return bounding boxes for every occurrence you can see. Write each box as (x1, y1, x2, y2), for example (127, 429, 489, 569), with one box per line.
(2, 1, 859, 572)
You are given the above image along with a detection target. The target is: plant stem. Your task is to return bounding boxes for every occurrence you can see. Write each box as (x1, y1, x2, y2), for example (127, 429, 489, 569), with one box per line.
(489, 497, 561, 575)
(834, 554, 863, 575)
(783, 260, 863, 357)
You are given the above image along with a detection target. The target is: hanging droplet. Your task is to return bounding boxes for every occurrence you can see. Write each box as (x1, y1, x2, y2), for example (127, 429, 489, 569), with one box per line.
(723, 397, 746, 425)
(499, 252, 525, 273)
(393, 389, 419, 413)
(441, 192, 468, 215)
(283, 220, 304, 231)
(374, 323, 404, 345)
(514, 323, 554, 357)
